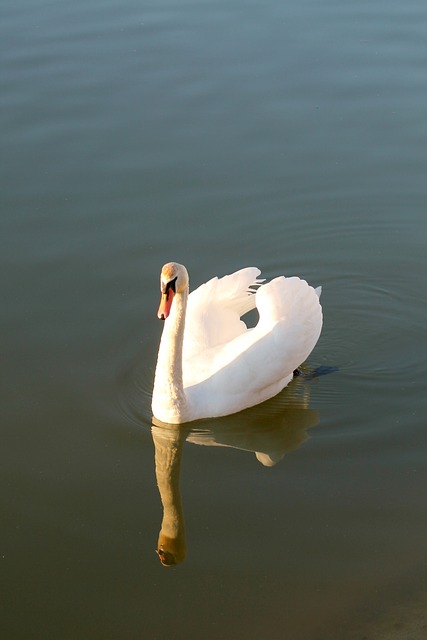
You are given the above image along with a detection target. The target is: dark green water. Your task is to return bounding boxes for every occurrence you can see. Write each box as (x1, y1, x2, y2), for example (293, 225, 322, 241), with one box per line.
(2, 0, 427, 638)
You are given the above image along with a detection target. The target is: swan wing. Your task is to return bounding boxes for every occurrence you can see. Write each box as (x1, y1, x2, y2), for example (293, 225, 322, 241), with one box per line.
(184, 276, 322, 419)
(183, 267, 262, 360)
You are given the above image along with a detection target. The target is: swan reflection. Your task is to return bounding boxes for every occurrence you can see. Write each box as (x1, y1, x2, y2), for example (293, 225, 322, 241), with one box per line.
(152, 381, 320, 566)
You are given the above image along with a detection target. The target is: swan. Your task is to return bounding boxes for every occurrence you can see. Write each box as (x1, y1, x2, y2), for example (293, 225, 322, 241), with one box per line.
(152, 262, 322, 424)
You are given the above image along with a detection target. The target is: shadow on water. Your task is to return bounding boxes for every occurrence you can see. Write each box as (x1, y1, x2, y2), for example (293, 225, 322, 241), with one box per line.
(151, 376, 321, 567)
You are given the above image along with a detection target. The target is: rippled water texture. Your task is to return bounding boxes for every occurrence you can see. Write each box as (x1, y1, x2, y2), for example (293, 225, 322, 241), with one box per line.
(2, 0, 427, 638)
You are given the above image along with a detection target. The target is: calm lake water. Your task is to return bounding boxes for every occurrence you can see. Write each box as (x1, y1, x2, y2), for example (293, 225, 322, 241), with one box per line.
(2, 0, 427, 638)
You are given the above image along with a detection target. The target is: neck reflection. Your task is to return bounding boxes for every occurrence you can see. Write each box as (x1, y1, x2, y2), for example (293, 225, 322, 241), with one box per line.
(152, 380, 320, 567)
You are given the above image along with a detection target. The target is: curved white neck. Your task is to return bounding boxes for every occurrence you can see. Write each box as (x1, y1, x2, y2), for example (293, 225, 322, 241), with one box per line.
(152, 287, 188, 423)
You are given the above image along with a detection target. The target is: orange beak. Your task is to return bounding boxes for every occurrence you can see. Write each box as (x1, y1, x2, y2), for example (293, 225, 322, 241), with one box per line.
(157, 289, 175, 320)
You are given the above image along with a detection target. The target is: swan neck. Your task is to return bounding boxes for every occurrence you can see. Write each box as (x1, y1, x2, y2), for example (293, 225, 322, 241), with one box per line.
(153, 287, 188, 422)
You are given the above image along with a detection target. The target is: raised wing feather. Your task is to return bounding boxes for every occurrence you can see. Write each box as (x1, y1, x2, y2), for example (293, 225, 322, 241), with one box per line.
(183, 267, 261, 360)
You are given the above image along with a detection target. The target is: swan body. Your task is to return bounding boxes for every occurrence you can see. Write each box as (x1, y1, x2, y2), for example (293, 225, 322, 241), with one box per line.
(152, 263, 322, 424)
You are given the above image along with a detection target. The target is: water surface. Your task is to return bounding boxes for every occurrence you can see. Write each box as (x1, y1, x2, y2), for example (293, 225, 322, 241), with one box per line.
(2, 0, 427, 638)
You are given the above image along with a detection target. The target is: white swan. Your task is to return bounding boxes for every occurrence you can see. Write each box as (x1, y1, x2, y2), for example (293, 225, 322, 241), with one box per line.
(152, 262, 322, 424)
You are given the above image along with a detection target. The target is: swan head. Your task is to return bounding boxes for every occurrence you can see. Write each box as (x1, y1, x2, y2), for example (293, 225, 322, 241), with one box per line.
(157, 262, 189, 320)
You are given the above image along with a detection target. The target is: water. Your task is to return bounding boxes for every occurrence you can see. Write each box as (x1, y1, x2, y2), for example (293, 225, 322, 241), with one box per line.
(2, 0, 427, 637)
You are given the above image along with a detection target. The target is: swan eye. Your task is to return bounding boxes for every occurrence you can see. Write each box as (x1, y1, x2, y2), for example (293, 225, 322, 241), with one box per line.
(163, 276, 177, 296)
